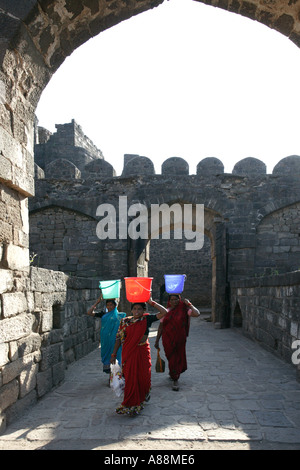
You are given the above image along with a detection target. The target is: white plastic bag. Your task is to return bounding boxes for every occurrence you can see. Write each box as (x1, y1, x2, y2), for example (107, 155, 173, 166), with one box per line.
(110, 360, 125, 397)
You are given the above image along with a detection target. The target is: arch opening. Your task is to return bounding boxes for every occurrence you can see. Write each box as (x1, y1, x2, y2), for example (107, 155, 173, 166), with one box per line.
(128, 203, 228, 326)
(233, 301, 243, 328)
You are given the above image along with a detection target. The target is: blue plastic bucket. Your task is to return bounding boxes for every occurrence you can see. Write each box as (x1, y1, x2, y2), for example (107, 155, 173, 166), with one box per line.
(99, 280, 121, 299)
(164, 274, 186, 294)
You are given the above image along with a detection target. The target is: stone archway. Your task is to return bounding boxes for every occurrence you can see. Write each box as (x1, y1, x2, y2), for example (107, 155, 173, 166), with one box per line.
(0, 0, 299, 363)
(255, 200, 300, 276)
(1, 0, 300, 273)
(127, 202, 229, 327)
(2, 0, 300, 217)
(2, 0, 300, 433)
(149, 233, 212, 310)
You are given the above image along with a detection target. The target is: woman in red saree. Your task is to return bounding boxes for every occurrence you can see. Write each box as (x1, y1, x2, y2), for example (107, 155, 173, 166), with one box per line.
(155, 294, 200, 391)
(110, 299, 167, 416)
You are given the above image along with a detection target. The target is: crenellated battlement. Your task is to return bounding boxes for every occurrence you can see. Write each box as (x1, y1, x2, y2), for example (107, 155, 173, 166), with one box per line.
(30, 119, 300, 316)
(34, 120, 300, 180)
(31, 120, 300, 291)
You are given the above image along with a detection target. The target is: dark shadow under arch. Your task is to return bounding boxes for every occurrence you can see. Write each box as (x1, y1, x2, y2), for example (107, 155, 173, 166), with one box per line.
(233, 301, 243, 328)
(128, 201, 229, 327)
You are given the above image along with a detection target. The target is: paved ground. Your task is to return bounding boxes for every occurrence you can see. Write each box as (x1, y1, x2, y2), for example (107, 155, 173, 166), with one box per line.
(1, 316, 300, 451)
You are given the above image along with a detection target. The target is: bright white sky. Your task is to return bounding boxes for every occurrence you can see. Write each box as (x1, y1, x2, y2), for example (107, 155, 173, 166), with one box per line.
(36, 0, 300, 176)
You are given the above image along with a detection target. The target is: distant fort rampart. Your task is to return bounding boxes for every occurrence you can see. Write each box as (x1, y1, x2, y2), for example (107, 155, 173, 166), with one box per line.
(34, 119, 300, 180)
(29, 121, 300, 377)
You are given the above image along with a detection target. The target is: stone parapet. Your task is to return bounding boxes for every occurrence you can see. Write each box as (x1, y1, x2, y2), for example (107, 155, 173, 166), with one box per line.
(0, 267, 101, 434)
(231, 271, 300, 379)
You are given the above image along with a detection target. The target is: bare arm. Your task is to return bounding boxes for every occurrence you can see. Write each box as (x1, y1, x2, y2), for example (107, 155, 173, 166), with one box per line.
(87, 295, 103, 316)
(184, 298, 200, 317)
(110, 338, 121, 364)
(147, 298, 168, 319)
(154, 321, 163, 349)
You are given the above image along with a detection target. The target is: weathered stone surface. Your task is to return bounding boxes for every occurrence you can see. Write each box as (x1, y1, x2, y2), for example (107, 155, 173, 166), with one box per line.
(2, 292, 27, 318)
(232, 157, 266, 176)
(0, 314, 33, 343)
(197, 157, 224, 176)
(17, 333, 42, 357)
(1, 244, 29, 270)
(0, 269, 13, 294)
(0, 380, 19, 412)
(19, 363, 39, 398)
(84, 158, 115, 178)
(0, 343, 9, 368)
(40, 344, 62, 372)
(36, 369, 52, 398)
(161, 157, 189, 175)
(52, 361, 65, 387)
(0, 264, 101, 432)
(30, 267, 67, 293)
(1, 352, 40, 385)
(122, 155, 155, 177)
(45, 158, 81, 179)
(273, 155, 300, 175)
(231, 272, 300, 368)
(40, 309, 53, 333)
(0, 127, 34, 197)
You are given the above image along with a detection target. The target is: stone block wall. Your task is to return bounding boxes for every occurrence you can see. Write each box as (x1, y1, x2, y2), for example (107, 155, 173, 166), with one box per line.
(149, 234, 212, 308)
(29, 146, 300, 324)
(30, 206, 102, 277)
(0, 267, 100, 433)
(231, 272, 300, 381)
(0, 184, 30, 271)
(256, 201, 300, 274)
(34, 120, 105, 173)
(53, 120, 104, 160)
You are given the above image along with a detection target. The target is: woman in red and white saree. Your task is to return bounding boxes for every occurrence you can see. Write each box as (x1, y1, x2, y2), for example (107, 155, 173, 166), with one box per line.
(155, 295, 200, 391)
(110, 300, 167, 416)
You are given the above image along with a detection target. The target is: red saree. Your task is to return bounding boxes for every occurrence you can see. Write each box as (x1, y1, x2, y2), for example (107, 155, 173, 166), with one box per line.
(162, 300, 190, 381)
(116, 314, 151, 415)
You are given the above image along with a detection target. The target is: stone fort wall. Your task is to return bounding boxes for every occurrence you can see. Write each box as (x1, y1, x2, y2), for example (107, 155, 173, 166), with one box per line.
(3, 119, 300, 431)
(2, 0, 300, 437)
(31, 120, 300, 303)
(0, 266, 100, 432)
(231, 272, 300, 382)
(28, 121, 300, 377)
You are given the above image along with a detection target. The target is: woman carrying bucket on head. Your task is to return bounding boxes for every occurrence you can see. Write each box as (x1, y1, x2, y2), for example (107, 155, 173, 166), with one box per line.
(154, 275, 200, 391)
(87, 280, 126, 380)
(110, 277, 168, 416)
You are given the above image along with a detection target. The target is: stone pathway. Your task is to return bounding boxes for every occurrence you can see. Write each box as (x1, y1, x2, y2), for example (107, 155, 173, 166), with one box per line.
(0, 317, 300, 450)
